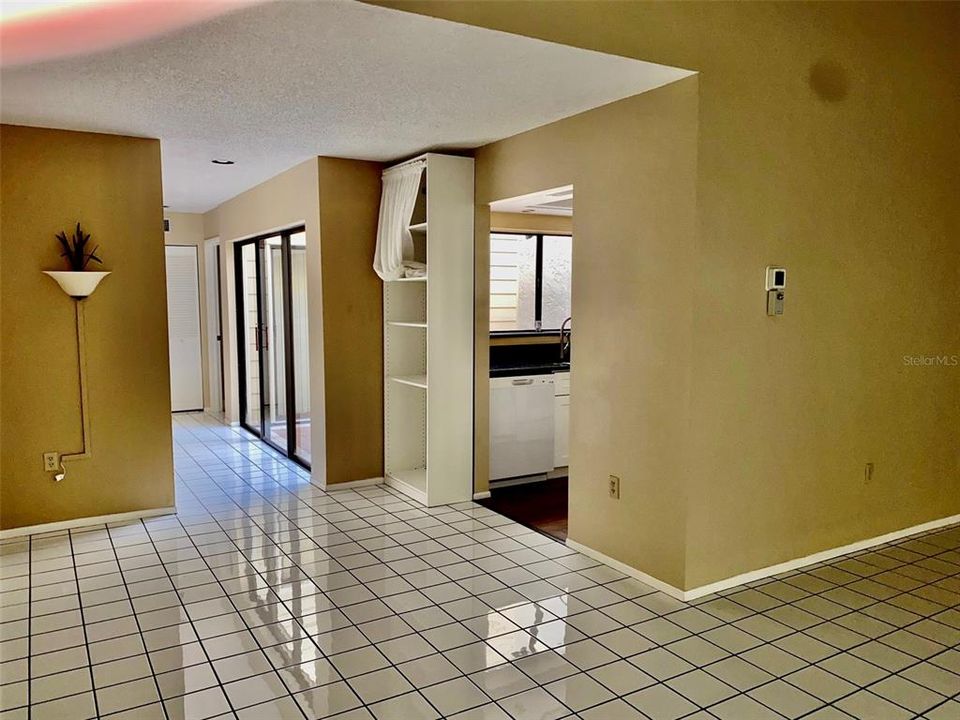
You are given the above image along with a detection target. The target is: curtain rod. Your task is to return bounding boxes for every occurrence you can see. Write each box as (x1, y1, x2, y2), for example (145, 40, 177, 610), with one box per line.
(383, 156, 426, 175)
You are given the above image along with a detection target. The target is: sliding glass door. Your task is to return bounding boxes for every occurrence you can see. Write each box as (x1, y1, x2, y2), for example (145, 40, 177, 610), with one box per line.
(235, 228, 310, 466)
(288, 232, 310, 463)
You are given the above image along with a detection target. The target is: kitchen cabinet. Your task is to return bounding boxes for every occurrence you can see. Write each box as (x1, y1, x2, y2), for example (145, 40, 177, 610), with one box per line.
(553, 372, 570, 468)
(554, 394, 570, 467)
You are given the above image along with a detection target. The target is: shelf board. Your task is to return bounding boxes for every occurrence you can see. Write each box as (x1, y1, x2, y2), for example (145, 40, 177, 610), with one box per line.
(386, 468, 427, 504)
(387, 321, 427, 329)
(408, 222, 427, 233)
(392, 275, 427, 283)
(391, 374, 427, 389)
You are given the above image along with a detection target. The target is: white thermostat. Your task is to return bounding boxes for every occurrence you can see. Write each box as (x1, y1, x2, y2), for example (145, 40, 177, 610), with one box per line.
(765, 266, 786, 290)
(765, 266, 786, 316)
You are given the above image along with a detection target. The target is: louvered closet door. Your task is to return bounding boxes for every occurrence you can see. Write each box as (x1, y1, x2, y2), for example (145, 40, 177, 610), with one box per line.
(165, 245, 204, 412)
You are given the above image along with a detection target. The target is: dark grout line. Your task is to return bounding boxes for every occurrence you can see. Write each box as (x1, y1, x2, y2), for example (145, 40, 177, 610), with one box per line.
(66, 528, 102, 719)
(26, 534, 32, 715)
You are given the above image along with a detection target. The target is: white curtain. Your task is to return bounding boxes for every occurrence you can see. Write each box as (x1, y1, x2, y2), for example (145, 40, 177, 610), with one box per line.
(374, 160, 425, 280)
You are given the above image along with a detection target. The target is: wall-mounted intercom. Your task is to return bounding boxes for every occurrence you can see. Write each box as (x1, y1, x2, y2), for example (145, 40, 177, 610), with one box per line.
(765, 266, 785, 316)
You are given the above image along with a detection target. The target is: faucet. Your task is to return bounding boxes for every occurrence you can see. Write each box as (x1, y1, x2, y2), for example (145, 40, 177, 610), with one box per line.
(559, 316, 572, 362)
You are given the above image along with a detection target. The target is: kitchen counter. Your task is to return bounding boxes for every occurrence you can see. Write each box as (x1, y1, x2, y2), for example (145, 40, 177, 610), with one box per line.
(490, 338, 570, 378)
(490, 362, 570, 378)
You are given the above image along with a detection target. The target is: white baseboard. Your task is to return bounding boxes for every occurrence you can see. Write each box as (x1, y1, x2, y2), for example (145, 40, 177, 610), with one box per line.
(473, 491, 492, 501)
(565, 539, 688, 600)
(383, 475, 428, 505)
(568, 512, 960, 602)
(0, 507, 176, 540)
(322, 477, 384, 492)
(684, 512, 960, 600)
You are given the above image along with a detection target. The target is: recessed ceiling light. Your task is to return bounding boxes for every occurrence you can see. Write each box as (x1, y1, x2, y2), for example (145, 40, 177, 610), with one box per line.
(211, 159, 235, 165)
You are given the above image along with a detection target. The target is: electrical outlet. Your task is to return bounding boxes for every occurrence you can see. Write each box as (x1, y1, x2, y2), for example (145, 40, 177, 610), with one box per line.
(43, 452, 59, 472)
(864, 462, 874, 483)
(608, 474, 620, 499)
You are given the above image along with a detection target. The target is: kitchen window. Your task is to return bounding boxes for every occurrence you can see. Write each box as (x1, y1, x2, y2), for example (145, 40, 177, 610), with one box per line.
(490, 232, 571, 332)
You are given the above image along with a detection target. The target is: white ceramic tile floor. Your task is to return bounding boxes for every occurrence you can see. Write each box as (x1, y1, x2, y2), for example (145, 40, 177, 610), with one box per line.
(0, 412, 958, 719)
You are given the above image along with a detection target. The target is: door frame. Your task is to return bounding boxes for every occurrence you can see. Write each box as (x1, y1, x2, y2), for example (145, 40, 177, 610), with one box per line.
(233, 227, 308, 468)
(234, 235, 267, 440)
(203, 237, 224, 414)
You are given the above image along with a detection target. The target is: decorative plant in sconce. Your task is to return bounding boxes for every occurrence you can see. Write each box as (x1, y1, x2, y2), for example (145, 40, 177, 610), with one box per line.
(43, 222, 111, 300)
(56, 222, 103, 271)
(43, 221, 111, 482)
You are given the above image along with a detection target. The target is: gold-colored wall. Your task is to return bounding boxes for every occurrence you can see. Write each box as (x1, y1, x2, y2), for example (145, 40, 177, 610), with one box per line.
(317, 158, 385, 485)
(1, 125, 174, 530)
(378, 1, 960, 590)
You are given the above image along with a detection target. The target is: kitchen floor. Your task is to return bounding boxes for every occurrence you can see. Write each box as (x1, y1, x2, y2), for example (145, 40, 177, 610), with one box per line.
(2, 414, 958, 720)
(477, 478, 568, 542)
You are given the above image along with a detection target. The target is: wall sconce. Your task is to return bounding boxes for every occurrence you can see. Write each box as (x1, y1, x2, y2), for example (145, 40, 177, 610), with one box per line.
(42, 223, 110, 481)
(42, 270, 110, 299)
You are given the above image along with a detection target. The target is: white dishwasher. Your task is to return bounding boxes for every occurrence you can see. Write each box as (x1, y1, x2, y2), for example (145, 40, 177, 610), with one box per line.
(490, 375, 556, 481)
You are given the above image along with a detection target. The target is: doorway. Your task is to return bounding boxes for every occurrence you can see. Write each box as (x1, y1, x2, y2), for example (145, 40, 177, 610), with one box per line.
(479, 186, 573, 541)
(165, 245, 204, 412)
(234, 227, 311, 466)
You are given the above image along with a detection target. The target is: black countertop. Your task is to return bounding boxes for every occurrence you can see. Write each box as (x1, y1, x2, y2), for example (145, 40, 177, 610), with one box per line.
(490, 341, 570, 377)
(490, 362, 570, 378)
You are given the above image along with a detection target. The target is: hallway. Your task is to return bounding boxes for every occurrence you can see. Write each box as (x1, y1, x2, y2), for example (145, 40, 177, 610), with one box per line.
(1, 414, 958, 719)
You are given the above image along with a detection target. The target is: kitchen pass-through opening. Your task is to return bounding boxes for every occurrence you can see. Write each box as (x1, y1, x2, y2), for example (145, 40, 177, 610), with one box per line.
(481, 185, 572, 541)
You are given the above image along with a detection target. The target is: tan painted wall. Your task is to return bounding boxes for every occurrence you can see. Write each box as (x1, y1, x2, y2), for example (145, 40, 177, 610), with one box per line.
(202, 159, 327, 482)
(163, 212, 210, 409)
(1, 125, 174, 529)
(317, 158, 385, 485)
(380, 0, 960, 590)
(490, 212, 571, 235)
(476, 84, 701, 588)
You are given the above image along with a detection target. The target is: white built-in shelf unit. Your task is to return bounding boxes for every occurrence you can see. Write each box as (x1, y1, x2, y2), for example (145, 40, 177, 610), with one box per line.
(383, 153, 475, 506)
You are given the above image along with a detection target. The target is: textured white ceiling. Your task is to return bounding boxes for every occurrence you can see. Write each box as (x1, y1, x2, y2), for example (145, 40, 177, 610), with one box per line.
(0, 0, 692, 212)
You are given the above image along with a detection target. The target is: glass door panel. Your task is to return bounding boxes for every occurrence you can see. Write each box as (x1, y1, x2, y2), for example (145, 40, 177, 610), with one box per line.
(289, 231, 310, 464)
(238, 241, 261, 433)
(260, 237, 288, 451)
